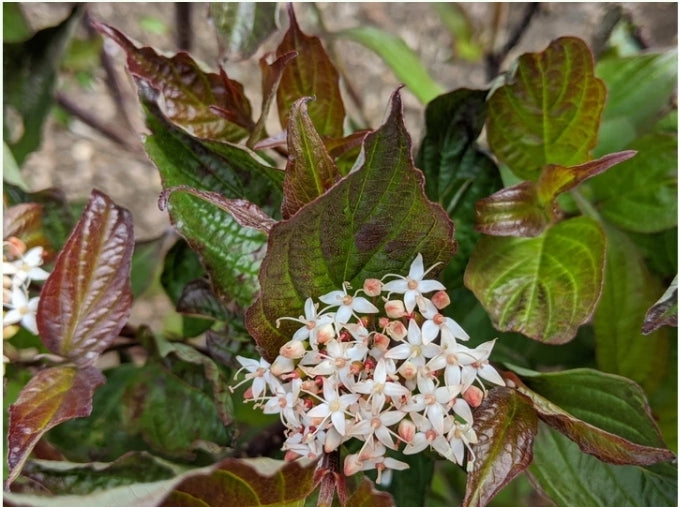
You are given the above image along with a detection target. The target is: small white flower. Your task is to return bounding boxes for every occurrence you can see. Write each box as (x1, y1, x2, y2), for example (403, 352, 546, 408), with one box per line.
(3, 246, 49, 287)
(276, 297, 335, 349)
(353, 358, 410, 412)
(3, 287, 40, 335)
(385, 319, 441, 366)
(306, 377, 359, 436)
(232, 355, 279, 399)
(382, 254, 445, 313)
(319, 283, 379, 324)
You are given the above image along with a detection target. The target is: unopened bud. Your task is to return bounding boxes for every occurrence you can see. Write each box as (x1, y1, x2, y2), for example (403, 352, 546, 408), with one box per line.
(344, 453, 364, 476)
(384, 299, 406, 318)
(284, 450, 301, 461)
(386, 320, 407, 341)
(324, 428, 342, 453)
(373, 332, 390, 351)
(432, 290, 451, 310)
(363, 278, 382, 297)
(316, 323, 335, 344)
(398, 360, 418, 380)
(463, 385, 484, 408)
(302, 379, 319, 394)
(398, 418, 416, 443)
(271, 355, 294, 376)
(280, 340, 306, 359)
(243, 387, 254, 399)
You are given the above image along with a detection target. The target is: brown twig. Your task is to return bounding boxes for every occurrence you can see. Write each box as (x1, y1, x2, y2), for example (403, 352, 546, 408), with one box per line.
(485, 3, 540, 80)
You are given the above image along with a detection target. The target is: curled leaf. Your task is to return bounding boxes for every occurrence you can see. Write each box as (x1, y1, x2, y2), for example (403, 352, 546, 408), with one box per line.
(643, 276, 678, 335)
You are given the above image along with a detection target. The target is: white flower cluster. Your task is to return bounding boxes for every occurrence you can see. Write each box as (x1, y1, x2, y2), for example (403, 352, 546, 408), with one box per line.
(234, 254, 504, 485)
(3, 239, 49, 336)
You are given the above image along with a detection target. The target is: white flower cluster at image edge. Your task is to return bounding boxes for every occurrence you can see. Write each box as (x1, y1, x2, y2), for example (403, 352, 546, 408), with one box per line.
(3, 239, 49, 336)
(233, 254, 504, 486)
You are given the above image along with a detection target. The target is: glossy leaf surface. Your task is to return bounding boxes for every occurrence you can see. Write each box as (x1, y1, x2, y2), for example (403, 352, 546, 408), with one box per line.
(339, 26, 444, 104)
(643, 276, 677, 335)
(7, 366, 105, 485)
(210, 2, 278, 61)
(97, 23, 253, 142)
(593, 226, 670, 392)
(465, 216, 605, 343)
(487, 37, 606, 180)
(416, 88, 502, 285)
(162, 458, 316, 506)
(247, 90, 455, 360)
(275, 5, 345, 138)
(36, 190, 133, 366)
(143, 100, 277, 307)
(508, 368, 675, 465)
(463, 387, 537, 507)
(529, 424, 677, 507)
(282, 97, 340, 218)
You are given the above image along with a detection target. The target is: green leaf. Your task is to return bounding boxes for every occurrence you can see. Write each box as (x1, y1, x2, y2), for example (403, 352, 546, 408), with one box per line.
(3, 3, 31, 43)
(96, 23, 254, 142)
(282, 97, 341, 218)
(529, 424, 677, 507)
(379, 451, 434, 507)
(507, 367, 675, 464)
(246, 90, 455, 360)
(144, 102, 278, 308)
(121, 361, 232, 458)
(416, 88, 502, 285)
(3, 6, 82, 165)
(589, 132, 677, 233)
(18, 453, 177, 495)
(432, 3, 482, 62)
(210, 2, 278, 61)
(487, 37, 606, 180)
(643, 275, 677, 335)
(338, 26, 444, 104)
(463, 387, 538, 507)
(595, 50, 678, 155)
(7, 365, 105, 485)
(276, 4, 345, 138)
(3, 141, 27, 189)
(346, 477, 395, 507)
(163, 457, 316, 506)
(130, 232, 171, 298)
(627, 228, 678, 280)
(36, 190, 133, 366)
(593, 225, 670, 392)
(465, 216, 606, 343)
(176, 279, 231, 321)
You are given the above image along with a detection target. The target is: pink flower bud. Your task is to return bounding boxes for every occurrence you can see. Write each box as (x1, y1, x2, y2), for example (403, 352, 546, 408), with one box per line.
(316, 323, 335, 344)
(363, 278, 382, 297)
(243, 387, 254, 399)
(398, 360, 418, 380)
(378, 317, 390, 330)
(432, 290, 451, 310)
(386, 320, 407, 341)
(344, 453, 364, 476)
(373, 332, 390, 351)
(385, 299, 406, 318)
(284, 450, 301, 461)
(280, 340, 306, 359)
(463, 385, 484, 408)
(398, 418, 416, 443)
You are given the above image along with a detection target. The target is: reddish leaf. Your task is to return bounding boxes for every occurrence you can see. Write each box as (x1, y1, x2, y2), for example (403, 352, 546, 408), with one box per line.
(7, 365, 105, 485)
(474, 181, 548, 237)
(2, 202, 51, 252)
(246, 89, 455, 361)
(463, 387, 537, 507)
(96, 23, 254, 142)
(161, 457, 316, 506)
(487, 37, 606, 180)
(536, 150, 637, 204)
(36, 190, 133, 366)
(250, 50, 297, 145)
(346, 477, 395, 507)
(159, 185, 276, 233)
(643, 276, 677, 335)
(505, 371, 676, 466)
(276, 4, 346, 138)
(282, 97, 341, 218)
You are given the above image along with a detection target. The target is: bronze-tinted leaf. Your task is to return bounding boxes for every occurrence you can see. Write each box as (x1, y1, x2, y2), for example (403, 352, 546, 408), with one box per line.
(346, 477, 395, 507)
(7, 365, 105, 485)
(246, 90, 455, 360)
(275, 4, 345, 138)
(643, 276, 678, 335)
(282, 97, 341, 218)
(96, 23, 254, 142)
(463, 387, 537, 507)
(36, 190, 133, 366)
(2, 202, 50, 252)
(474, 181, 548, 237)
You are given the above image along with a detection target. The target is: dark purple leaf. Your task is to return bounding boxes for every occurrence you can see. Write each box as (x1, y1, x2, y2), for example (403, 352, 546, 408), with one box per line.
(36, 190, 133, 366)
(463, 387, 537, 507)
(643, 276, 677, 334)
